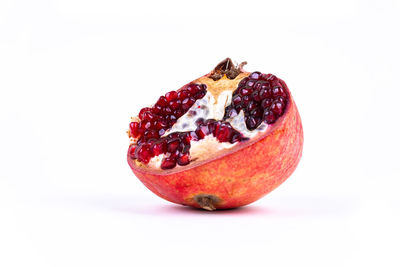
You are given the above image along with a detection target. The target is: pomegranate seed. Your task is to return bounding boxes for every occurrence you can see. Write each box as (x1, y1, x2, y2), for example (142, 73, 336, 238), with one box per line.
(195, 125, 209, 139)
(261, 82, 270, 89)
(252, 91, 261, 102)
(232, 95, 242, 106)
(246, 117, 258, 130)
(152, 142, 166, 156)
(182, 133, 191, 144)
(250, 108, 263, 118)
(150, 120, 159, 129)
(246, 80, 255, 87)
(135, 144, 152, 164)
(152, 105, 162, 114)
(177, 90, 189, 100)
(163, 106, 173, 115)
(165, 91, 178, 101)
(138, 127, 145, 136)
(212, 121, 221, 135)
(168, 132, 180, 139)
(190, 131, 199, 141)
(241, 88, 252, 96)
(215, 125, 232, 142)
(168, 114, 177, 123)
(242, 95, 250, 106)
(249, 72, 261, 80)
(272, 87, 285, 97)
(247, 101, 258, 111)
(167, 138, 180, 152)
(156, 96, 168, 107)
(254, 81, 265, 90)
(177, 153, 190, 166)
(161, 157, 176, 169)
(267, 87, 274, 96)
(155, 120, 168, 130)
(139, 107, 152, 120)
(263, 110, 276, 124)
(270, 79, 281, 88)
(169, 100, 181, 110)
(143, 111, 156, 122)
(129, 122, 140, 137)
(238, 77, 249, 87)
(174, 109, 184, 118)
(138, 121, 145, 130)
(261, 98, 272, 108)
(186, 84, 198, 94)
(182, 97, 195, 110)
(271, 101, 284, 116)
(144, 129, 159, 139)
(128, 145, 136, 159)
(195, 90, 206, 99)
(275, 96, 285, 103)
(225, 107, 238, 118)
(207, 121, 217, 134)
(143, 121, 151, 129)
(259, 88, 269, 99)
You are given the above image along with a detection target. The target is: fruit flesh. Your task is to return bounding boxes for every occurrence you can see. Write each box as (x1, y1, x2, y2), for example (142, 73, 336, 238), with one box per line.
(127, 59, 303, 210)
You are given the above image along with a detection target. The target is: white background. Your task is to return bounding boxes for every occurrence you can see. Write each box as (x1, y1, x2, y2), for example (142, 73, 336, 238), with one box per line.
(1, 0, 399, 266)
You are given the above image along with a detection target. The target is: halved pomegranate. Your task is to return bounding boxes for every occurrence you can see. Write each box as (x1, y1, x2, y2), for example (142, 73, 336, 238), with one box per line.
(127, 58, 303, 210)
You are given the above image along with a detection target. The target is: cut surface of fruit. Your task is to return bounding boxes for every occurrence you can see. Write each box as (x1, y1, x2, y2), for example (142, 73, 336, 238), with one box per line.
(127, 58, 303, 210)
(128, 60, 289, 170)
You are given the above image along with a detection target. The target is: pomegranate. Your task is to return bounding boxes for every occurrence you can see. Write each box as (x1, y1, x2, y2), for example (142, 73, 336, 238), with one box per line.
(127, 58, 303, 210)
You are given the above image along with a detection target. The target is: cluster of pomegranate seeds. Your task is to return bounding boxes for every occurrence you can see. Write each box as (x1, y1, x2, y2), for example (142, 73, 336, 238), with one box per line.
(131, 131, 191, 169)
(129, 83, 207, 142)
(194, 118, 248, 144)
(130, 119, 247, 169)
(224, 72, 288, 130)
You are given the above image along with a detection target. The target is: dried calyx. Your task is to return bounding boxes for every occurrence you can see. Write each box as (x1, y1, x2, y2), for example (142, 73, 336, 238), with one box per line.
(208, 58, 247, 81)
(128, 58, 289, 170)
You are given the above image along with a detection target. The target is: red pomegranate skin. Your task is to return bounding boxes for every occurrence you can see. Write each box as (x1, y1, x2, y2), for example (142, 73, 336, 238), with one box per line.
(127, 79, 303, 209)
